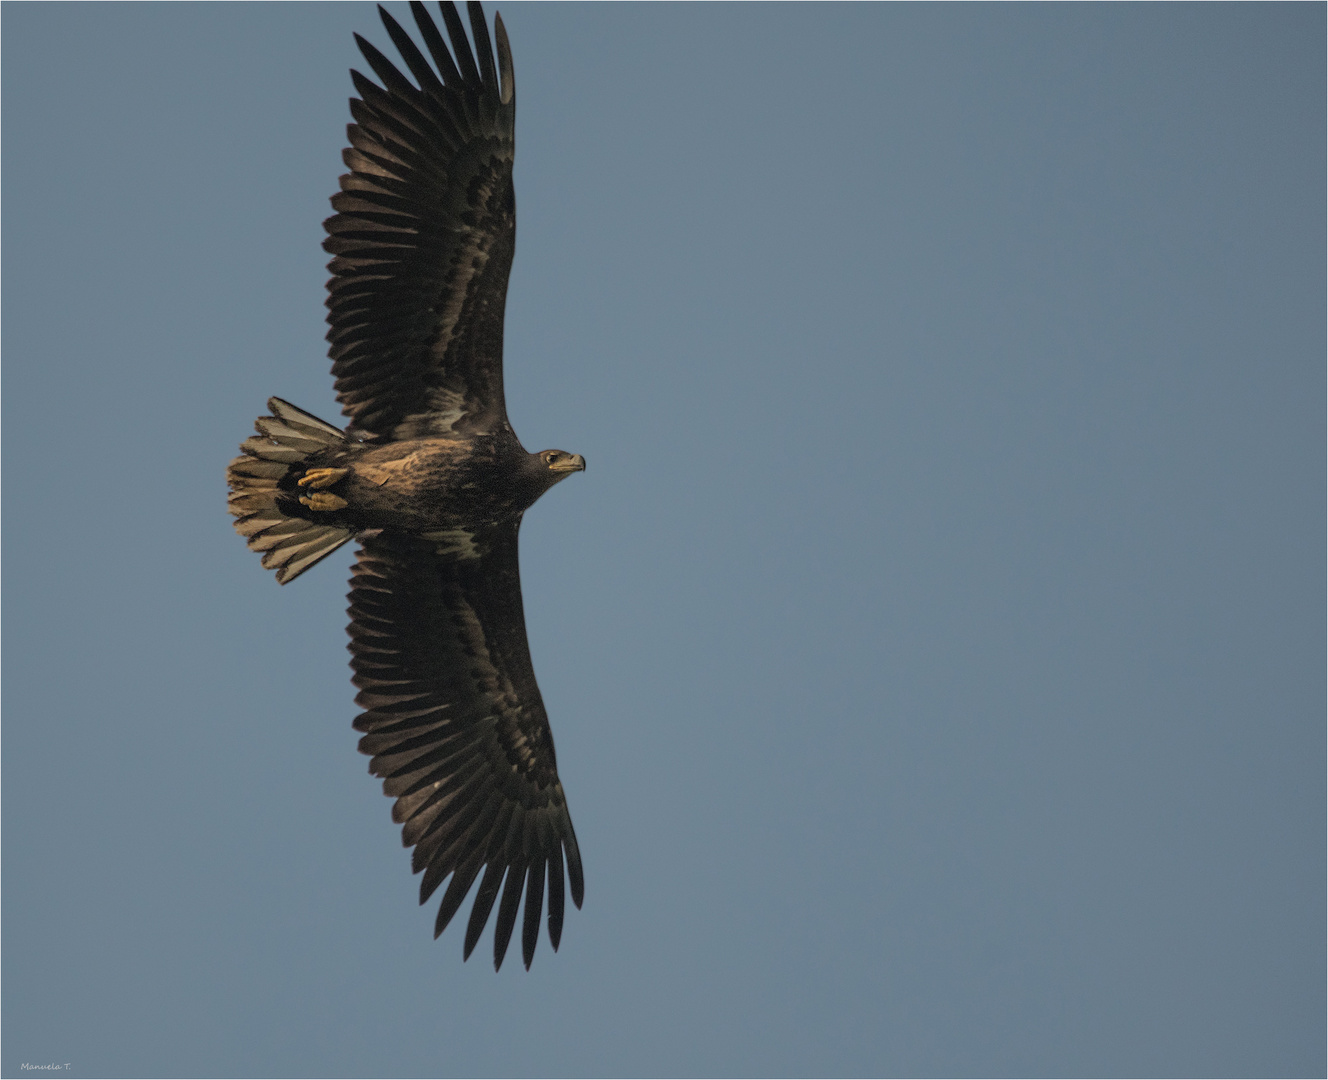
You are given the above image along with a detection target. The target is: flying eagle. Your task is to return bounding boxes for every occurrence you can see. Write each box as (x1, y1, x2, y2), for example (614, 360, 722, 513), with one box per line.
(226, 0, 585, 971)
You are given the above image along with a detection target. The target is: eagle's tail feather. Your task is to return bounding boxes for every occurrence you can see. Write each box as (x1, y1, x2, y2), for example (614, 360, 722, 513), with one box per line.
(227, 398, 354, 585)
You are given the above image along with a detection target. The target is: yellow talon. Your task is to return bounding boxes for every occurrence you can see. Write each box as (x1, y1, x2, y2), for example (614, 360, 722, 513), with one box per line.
(298, 467, 349, 489)
(299, 492, 348, 512)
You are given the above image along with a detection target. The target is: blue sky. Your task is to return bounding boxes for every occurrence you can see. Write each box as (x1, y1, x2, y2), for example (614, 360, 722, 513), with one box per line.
(3, 3, 1323, 1077)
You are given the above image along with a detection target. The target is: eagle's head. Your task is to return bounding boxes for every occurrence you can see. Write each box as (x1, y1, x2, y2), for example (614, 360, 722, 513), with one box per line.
(536, 449, 586, 483)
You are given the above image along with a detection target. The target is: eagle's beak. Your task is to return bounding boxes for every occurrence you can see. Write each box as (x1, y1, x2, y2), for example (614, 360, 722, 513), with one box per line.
(551, 454, 586, 473)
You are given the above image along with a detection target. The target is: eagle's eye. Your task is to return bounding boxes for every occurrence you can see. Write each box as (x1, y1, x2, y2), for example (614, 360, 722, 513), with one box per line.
(545, 454, 557, 465)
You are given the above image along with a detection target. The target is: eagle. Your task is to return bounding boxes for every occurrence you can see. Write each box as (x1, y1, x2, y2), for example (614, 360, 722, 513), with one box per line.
(226, 1, 585, 971)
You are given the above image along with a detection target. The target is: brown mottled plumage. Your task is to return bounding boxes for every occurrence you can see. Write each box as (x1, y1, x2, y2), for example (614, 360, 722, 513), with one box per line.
(226, 1, 585, 971)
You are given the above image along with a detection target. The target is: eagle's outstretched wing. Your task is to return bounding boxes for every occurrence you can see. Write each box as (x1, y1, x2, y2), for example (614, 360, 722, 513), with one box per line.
(348, 526, 584, 969)
(324, 1, 516, 441)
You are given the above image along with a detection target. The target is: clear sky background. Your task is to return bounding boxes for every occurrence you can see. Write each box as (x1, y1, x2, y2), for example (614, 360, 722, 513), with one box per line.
(3, 3, 1323, 1078)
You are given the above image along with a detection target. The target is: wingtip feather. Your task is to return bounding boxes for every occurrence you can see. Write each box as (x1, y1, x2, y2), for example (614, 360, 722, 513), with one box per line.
(464, 861, 504, 961)
(466, 1, 499, 96)
(491, 862, 525, 971)
(494, 12, 514, 104)
(564, 831, 585, 909)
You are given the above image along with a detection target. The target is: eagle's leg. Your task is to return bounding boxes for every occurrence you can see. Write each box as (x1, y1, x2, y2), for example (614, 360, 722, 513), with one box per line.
(299, 491, 349, 511)
(298, 467, 350, 490)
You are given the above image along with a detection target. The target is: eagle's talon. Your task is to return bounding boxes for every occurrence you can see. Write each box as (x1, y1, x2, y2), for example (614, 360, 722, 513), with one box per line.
(298, 467, 349, 489)
(299, 491, 349, 512)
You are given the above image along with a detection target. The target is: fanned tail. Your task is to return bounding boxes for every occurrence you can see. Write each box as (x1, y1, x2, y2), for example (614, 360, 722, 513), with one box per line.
(227, 398, 354, 584)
